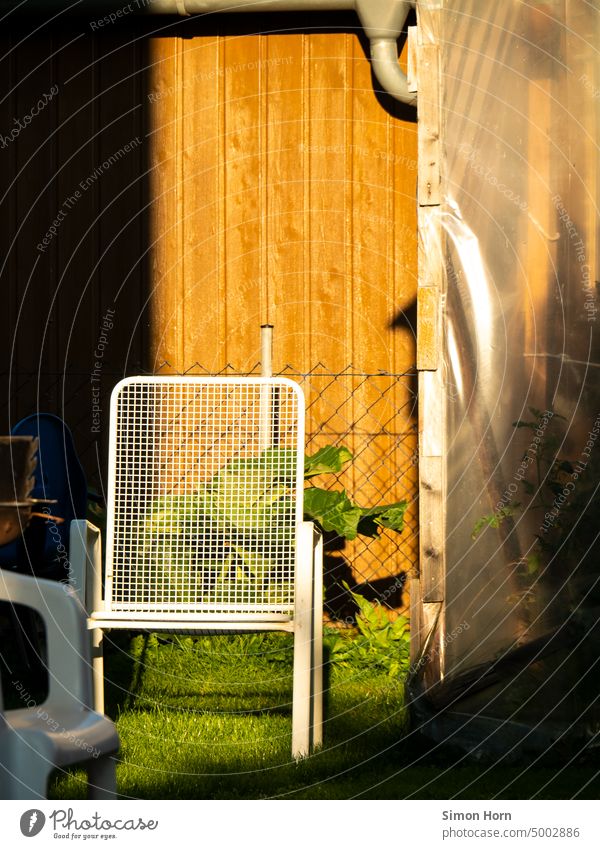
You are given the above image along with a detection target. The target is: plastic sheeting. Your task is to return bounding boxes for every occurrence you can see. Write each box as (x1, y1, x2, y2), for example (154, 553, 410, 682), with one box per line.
(414, 0, 600, 754)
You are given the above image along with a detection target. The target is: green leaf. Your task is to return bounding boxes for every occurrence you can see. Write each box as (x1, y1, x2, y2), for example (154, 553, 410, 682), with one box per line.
(355, 502, 408, 538)
(303, 487, 362, 539)
(472, 512, 493, 539)
(304, 445, 353, 478)
(342, 581, 387, 634)
(390, 615, 410, 640)
(337, 582, 411, 677)
(471, 504, 519, 539)
(373, 503, 407, 532)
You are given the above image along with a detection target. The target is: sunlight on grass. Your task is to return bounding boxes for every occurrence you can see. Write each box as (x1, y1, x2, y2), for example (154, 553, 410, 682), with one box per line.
(48, 631, 600, 800)
(51, 631, 408, 800)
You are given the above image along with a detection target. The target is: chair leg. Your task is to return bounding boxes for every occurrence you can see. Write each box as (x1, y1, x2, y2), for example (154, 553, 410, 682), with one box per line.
(87, 754, 117, 799)
(292, 522, 314, 760)
(0, 747, 53, 800)
(311, 530, 324, 750)
(92, 627, 105, 714)
(292, 628, 312, 760)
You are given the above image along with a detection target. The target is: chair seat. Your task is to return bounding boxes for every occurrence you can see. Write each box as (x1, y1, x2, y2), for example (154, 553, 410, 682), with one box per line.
(88, 610, 295, 631)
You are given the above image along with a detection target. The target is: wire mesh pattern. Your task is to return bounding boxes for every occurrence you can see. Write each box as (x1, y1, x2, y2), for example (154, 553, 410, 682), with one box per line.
(2, 364, 417, 615)
(153, 363, 418, 616)
(106, 378, 303, 615)
(285, 366, 417, 617)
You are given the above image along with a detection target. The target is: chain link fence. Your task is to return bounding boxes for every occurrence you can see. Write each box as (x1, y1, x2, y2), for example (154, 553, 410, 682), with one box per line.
(1, 362, 418, 619)
(153, 362, 418, 619)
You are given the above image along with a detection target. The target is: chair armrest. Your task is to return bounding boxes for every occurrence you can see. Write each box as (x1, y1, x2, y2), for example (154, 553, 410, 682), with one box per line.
(69, 520, 102, 612)
(0, 570, 93, 710)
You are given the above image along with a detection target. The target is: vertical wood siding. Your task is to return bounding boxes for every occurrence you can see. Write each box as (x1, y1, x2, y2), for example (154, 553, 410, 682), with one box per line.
(0, 16, 417, 594)
(146, 25, 417, 591)
(147, 28, 417, 376)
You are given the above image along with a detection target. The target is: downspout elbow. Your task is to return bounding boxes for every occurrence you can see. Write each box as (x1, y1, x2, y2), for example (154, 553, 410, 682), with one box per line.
(370, 37, 416, 106)
(354, 0, 416, 107)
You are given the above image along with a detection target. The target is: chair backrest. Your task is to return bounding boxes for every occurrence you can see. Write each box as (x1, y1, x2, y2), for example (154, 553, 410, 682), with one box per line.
(0, 413, 87, 580)
(0, 570, 93, 712)
(105, 377, 305, 618)
(9, 414, 87, 577)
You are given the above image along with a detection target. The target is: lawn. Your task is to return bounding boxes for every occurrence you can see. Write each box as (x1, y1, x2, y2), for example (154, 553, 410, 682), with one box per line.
(39, 630, 600, 800)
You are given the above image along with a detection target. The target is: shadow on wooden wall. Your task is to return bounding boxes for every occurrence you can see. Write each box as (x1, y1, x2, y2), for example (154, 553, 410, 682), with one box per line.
(0, 18, 153, 489)
(0, 11, 418, 602)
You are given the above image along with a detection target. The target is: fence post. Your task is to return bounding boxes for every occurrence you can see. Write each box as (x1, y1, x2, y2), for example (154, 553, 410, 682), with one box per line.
(260, 324, 274, 450)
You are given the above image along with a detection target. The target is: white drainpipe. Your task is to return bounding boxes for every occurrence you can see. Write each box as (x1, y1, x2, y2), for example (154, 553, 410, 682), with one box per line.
(167, 0, 416, 106)
(355, 0, 416, 106)
(23, 0, 417, 106)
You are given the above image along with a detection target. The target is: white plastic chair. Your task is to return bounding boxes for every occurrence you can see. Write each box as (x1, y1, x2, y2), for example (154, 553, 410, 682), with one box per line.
(0, 570, 119, 799)
(72, 377, 323, 758)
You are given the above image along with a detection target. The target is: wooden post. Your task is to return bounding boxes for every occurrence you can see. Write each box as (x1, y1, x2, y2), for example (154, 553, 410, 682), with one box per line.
(260, 324, 274, 451)
(414, 16, 446, 677)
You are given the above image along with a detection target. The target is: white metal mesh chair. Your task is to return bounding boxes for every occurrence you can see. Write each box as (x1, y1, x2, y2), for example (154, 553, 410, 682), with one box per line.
(72, 377, 323, 758)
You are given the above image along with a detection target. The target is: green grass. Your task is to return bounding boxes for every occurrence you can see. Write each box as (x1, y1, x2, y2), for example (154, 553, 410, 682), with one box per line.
(44, 631, 600, 800)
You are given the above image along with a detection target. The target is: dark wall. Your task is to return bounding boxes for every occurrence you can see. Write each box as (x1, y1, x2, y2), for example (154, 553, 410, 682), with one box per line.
(0, 24, 150, 488)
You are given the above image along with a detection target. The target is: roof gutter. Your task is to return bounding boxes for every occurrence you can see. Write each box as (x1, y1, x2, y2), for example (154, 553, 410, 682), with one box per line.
(8, 0, 416, 106)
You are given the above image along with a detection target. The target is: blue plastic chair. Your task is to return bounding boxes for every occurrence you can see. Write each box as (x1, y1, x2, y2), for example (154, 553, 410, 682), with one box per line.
(0, 414, 88, 579)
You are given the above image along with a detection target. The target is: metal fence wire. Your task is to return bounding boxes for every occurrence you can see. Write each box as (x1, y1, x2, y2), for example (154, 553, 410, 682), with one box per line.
(153, 363, 418, 619)
(2, 363, 418, 620)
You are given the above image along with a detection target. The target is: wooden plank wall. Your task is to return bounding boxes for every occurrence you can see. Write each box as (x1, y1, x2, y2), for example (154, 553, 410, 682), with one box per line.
(147, 23, 417, 376)
(0, 14, 417, 599)
(146, 20, 418, 595)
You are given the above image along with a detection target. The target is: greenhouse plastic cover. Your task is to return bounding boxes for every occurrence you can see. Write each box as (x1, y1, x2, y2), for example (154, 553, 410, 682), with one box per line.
(414, 0, 600, 753)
